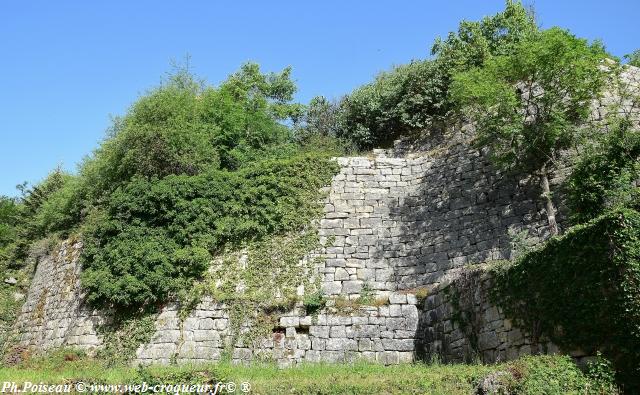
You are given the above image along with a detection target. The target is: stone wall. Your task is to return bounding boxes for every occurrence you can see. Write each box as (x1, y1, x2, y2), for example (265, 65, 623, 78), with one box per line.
(7, 65, 639, 366)
(318, 138, 557, 299)
(418, 266, 559, 364)
(10, 240, 103, 354)
(136, 294, 419, 366)
(9, 135, 555, 365)
(9, 239, 422, 366)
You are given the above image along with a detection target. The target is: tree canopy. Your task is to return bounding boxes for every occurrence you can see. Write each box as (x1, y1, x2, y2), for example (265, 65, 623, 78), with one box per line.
(302, 0, 539, 150)
(451, 28, 607, 235)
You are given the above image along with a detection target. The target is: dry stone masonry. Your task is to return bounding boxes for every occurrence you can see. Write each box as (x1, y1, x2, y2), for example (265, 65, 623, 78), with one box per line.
(419, 266, 560, 364)
(7, 65, 639, 366)
(10, 240, 103, 353)
(9, 131, 558, 365)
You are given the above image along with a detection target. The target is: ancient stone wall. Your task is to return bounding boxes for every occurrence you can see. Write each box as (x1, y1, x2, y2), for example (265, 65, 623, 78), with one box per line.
(10, 240, 103, 354)
(7, 65, 639, 366)
(418, 267, 559, 364)
(9, 136, 556, 365)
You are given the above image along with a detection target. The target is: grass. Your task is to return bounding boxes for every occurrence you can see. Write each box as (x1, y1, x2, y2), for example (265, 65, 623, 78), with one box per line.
(0, 349, 619, 394)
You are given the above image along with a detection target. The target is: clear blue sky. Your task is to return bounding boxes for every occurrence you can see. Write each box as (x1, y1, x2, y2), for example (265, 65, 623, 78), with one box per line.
(1, 0, 638, 197)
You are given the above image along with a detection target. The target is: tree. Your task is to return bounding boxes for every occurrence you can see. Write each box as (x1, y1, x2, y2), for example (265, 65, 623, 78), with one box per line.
(432, 0, 538, 70)
(79, 63, 302, 204)
(338, 60, 449, 149)
(0, 197, 20, 262)
(626, 50, 640, 68)
(452, 28, 607, 235)
(337, 0, 538, 150)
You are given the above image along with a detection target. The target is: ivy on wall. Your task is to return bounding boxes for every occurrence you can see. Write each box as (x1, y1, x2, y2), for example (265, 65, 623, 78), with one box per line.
(490, 208, 640, 389)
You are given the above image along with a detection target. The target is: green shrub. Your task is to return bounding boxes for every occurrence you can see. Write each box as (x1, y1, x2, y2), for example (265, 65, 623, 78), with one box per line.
(585, 353, 619, 394)
(0, 196, 20, 262)
(492, 208, 640, 389)
(507, 355, 616, 394)
(303, 290, 327, 315)
(80, 153, 338, 310)
(79, 63, 302, 205)
(336, 0, 538, 150)
(626, 50, 640, 68)
(96, 314, 157, 366)
(338, 60, 450, 149)
(568, 120, 640, 223)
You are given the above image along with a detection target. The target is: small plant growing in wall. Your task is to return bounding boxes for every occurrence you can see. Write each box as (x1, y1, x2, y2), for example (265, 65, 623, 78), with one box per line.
(303, 290, 326, 316)
(359, 282, 374, 305)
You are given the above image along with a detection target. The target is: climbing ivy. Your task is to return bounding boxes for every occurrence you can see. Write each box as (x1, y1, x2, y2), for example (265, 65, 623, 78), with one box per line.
(491, 208, 640, 389)
(80, 153, 338, 311)
(96, 313, 157, 366)
(179, 228, 326, 358)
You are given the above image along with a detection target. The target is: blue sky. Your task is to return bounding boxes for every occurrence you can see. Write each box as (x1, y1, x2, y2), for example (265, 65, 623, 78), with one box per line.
(1, 0, 638, 197)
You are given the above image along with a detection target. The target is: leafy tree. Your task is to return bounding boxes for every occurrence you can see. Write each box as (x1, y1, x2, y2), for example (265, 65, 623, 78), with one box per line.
(209, 63, 303, 169)
(294, 96, 341, 140)
(293, 96, 353, 154)
(338, 60, 449, 149)
(80, 63, 302, 205)
(337, 0, 538, 150)
(452, 28, 607, 235)
(568, 119, 640, 223)
(431, 0, 537, 70)
(0, 197, 20, 262)
(626, 50, 640, 67)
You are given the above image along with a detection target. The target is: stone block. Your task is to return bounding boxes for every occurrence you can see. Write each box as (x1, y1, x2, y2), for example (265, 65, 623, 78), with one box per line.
(342, 281, 362, 294)
(322, 281, 342, 295)
(388, 293, 407, 304)
(310, 326, 329, 338)
(326, 338, 358, 351)
(330, 325, 346, 338)
(378, 351, 399, 365)
(297, 335, 311, 350)
(312, 339, 326, 350)
(334, 268, 349, 281)
(279, 316, 299, 327)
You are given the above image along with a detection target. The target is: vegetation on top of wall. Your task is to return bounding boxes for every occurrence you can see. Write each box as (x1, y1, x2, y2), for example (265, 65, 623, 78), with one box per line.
(0, 197, 19, 264)
(297, 0, 539, 150)
(80, 153, 337, 310)
(451, 27, 608, 236)
(490, 208, 640, 390)
(0, 62, 341, 316)
(626, 50, 640, 68)
(568, 118, 640, 224)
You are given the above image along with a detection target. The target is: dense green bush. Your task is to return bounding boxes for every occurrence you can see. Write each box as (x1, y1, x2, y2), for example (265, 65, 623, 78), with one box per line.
(330, 0, 537, 150)
(568, 120, 640, 223)
(0, 197, 20, 262)
(626, 50, 640, 68)
(491, 208, 640, 389)
(79, 63, 302, 205)
(0, 61, 342, 314)
(337, 60, 449, 149)
(80, 153, 338, 309)
(503, 355, 618, 394)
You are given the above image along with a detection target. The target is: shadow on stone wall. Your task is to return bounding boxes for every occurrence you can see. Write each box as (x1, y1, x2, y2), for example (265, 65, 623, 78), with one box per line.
(373, 139, 563, 362)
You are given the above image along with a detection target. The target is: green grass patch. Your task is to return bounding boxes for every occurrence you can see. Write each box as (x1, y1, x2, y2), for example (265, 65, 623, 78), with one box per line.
(0, 351, 617, 394)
